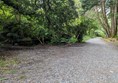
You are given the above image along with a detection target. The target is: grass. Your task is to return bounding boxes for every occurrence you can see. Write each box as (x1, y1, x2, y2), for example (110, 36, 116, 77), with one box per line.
(0, 57, 20, 74)
(104, 38, 118, 46)
(104, 38, 118, 42)
(0, 78, 8, 81)
(19, 75, 27, 80)
(0, 57, 20, 81)
(0, 57, 27, 81)
(82, 35, 92, 42)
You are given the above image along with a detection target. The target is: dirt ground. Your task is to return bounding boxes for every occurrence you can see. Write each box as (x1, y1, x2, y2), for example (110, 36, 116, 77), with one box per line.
(1, 38, 118, 83)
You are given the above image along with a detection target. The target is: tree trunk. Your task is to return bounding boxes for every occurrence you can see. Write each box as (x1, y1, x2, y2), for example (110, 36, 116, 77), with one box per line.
(100, 0, 111, 37)
(114, 0, 118, 36)
(94, 6, 109, 37)
(110, 0, 118, 37)
(97, 0, 118, 38)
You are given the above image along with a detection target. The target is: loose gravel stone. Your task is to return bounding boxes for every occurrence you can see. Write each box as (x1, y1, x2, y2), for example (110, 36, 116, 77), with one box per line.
(1, 37, 118, 83)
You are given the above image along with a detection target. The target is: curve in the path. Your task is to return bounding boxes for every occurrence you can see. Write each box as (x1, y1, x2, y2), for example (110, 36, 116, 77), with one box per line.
(2, 38, 118, 83)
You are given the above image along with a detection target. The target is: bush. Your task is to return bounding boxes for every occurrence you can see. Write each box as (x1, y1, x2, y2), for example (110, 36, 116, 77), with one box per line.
(94, 30, 106, 37)
(0, 0, 90, 45)
(68, 36, 78, 43)
(0, 16, 91, 45)
(82, 35, 91, 42)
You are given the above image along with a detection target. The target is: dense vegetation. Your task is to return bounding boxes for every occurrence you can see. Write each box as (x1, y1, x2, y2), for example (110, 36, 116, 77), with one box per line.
(81, 0, 118, 37)
(0, 0, 117, 46)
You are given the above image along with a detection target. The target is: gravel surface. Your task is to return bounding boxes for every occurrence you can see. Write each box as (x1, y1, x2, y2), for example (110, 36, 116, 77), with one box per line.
(1, 37, 118, 83)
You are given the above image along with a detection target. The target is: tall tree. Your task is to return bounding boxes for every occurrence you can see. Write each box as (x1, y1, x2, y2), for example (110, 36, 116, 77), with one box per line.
(0, 0, 86, 44)
(81, 0, 118, 37)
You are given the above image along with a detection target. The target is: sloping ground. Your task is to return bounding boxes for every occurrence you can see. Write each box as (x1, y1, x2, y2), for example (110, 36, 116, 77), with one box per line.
(1, 37, 118, 83)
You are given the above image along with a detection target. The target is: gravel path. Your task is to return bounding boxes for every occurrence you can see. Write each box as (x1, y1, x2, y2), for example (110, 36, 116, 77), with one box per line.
(1, 37, 118, 83)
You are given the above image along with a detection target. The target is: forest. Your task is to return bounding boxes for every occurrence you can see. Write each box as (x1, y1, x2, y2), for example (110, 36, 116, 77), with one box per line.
(0, 0, 118, 46)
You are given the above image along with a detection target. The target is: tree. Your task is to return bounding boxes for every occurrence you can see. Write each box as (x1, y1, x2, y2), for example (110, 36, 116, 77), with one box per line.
(0, 0, 88, 45)
(81, 0, 118, 38)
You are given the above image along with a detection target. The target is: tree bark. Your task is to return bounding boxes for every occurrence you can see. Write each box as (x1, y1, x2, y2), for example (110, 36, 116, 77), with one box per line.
(100, 0, 111, 37)
(94, 6, 109, 37)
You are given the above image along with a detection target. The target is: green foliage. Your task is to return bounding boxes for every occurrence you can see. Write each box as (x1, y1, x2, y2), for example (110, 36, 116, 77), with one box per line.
(0, 0, 90, 45)
(81, 0, 118, 38)
(94, 30, 106, 37)
(82, 35, 91, 42)
(80, 0, 99, 12)
(68, 36, 78, 43)
(79, 16, 105, 41)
